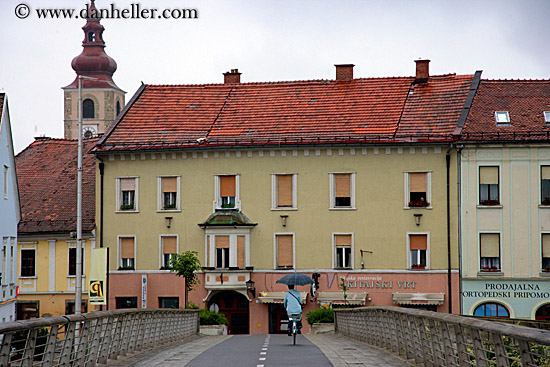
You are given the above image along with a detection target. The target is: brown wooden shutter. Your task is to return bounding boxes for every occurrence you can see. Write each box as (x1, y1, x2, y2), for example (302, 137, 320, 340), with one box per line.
(120, 178, 135, 191)
(480, 167, 499, 185)
(335, 174, 351, 197)
(277, 175, 293, 207)
(542, 166, 550, 180)
(409, 173, 427, 193)
(543, 234, 550, 257)
(335, 235, 352, 247)
(163, 237, 177, 254)
(220, 176, 236, 197)
(237, 235, 245, 268)
(121, 238, 134, 258)
(409, 235, 427, 250)
(480, 234, 500, 257)
(277, 235, 293, 267)
(216, 236, 230, 249)
(162, 177, 177, 192)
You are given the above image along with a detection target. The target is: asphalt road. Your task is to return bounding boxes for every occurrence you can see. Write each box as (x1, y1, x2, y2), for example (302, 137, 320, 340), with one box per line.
(186, 334, 333, 367)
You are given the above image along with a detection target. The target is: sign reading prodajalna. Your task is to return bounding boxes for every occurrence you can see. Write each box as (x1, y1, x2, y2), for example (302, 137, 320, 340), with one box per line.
(89, 248, 107, 305)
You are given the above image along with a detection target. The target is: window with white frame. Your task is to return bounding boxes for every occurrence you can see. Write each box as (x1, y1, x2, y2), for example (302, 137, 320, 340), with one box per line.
(480, 233, 500, 272)
(495, 111, 510, 125)
(405, 172, 431, 208)
(408, 234, 428, 269)
(275, 234, 294, 269)
(117, 177, 138, 211)
(215, 175, 239, 210)
(119, 237, 135, 269)
(330, 173, 355, 209)
(479, 166, 500, 205)
(161, 236, 178, 269)
(542, 234, 550, 273)
(541, 166, 550, 205)
(1, 239, 6, 285)
(334, 234, 352, 269)
(20, 248, 35, 277)
(205, 232, 248, 269)
(545, 112, 550, 124)
(159, 176, 179, 210)
(68, 246, 84, 276)
(272, 174, 297, 209)
(3, 165, 8, 200)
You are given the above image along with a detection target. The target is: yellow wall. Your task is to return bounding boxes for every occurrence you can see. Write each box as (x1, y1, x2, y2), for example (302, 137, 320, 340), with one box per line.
(98, 146, 459, 272)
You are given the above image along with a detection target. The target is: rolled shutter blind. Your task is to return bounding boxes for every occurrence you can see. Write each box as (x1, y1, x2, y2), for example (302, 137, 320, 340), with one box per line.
(543, 234, 550, 257)
(335, 174, 351, 197)
(162, 177, 177, 192)
(409, 235, 427, 250)
(542, 166, 550, 180)
(220, 176, 236, 196)
(237, 236, 245, 268)
(277, 235, 293, 267)
(277, 175, 293, 206)
(121, 238, 134, 258)
(216, 236, 230, 249)
(410, 173, 426, 193)
(163, 237, 177, 254)
(480, 167, 499, 185)
(120, 178, 135, 191)
(480, 234, 500, 257)
(335, 234, 352, 247)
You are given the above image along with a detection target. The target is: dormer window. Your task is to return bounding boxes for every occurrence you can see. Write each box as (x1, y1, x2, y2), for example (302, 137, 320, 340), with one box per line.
(544, 111, 550, 124)
(495, 111, 510, 125)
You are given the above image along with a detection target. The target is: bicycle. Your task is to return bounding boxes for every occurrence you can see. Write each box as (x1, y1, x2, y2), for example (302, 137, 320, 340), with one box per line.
(288, 313, 302, 345)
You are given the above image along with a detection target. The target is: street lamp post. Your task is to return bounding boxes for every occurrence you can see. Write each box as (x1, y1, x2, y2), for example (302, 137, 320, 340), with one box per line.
(76, 75, 97, 314)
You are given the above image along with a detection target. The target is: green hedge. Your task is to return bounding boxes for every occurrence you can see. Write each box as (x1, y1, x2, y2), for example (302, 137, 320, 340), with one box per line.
(199, 309, 228, 325)
(306, 308, 334, 324)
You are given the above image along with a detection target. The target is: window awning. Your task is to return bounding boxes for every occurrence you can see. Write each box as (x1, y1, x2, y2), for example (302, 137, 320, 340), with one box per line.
(258, 292, 307, 304)
(392, 293, 445, 305)
(317, 291, 367, 305)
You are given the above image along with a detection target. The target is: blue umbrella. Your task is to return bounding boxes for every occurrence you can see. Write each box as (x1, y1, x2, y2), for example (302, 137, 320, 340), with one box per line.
(276, 273, 314, 286)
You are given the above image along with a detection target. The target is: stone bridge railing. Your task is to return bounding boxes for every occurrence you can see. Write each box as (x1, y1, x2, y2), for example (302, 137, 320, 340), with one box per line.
(0, 308, 199, 366)
(335, 306, 550, 367)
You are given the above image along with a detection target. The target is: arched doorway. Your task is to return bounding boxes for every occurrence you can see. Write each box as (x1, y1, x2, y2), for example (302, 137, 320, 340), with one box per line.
(535, 304, 550, 321)
(209, 291, 249, 334)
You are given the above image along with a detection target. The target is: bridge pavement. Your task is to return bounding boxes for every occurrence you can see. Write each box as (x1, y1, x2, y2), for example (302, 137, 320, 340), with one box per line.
(100, 332, 412, 367)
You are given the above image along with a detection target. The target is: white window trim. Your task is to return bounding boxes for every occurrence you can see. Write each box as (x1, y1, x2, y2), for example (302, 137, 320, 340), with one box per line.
(541, 231, 550, 272)
(273, 232, 295, 269)
(19, 243, 37, 278)
(329, 172, 356, 210)
(406, 232, 430, 270)
(271, 173, 298, 210)
(478, 231, 502, 273)
(332, 232, 354, 269)
(205, 229, 251, 269)
(495, 111, 510, 125)
(477, 164, 501, 207)
(67, 242, 85, 277)
(403, 171, 432, 209)
(539, 163, 550, 206)
(157, 176, 181, 212)
(159, 235, 179, 268)
(213, 174, 241, 211)
(116, 177, 139, 213)
(118, 235, 137, 268)
(3, 165, 8, 200)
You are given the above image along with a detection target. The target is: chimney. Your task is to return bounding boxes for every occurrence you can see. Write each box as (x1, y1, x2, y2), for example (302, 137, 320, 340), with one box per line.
(335, 64, 354, 81)
(223, 69, 241, 84)
(414, 59, 430, 83)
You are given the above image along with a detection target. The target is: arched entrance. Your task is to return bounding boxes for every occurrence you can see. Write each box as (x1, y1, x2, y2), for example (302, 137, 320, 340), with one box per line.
(209, 291, 249, 334)
(535, 304, 550, 321)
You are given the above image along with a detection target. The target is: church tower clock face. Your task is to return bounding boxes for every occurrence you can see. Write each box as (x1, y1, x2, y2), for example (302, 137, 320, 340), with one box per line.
(83, 125, 97, 138)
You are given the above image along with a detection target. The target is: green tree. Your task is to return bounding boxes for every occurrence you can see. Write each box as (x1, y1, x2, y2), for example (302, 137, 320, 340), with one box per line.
(169, 251, 201, 308)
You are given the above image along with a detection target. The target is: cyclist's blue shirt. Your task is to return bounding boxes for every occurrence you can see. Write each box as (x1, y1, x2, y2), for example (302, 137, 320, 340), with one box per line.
(283, 289, 302, 315)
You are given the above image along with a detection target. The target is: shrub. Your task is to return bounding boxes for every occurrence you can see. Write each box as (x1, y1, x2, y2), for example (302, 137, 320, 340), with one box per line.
(199, 309, 228, 325)
(306, 308, 334, 324)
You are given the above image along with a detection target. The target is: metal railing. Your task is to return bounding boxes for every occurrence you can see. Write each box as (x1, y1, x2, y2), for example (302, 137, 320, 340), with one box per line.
(335, 306, 550, 367)
(0, 308, 199, 366)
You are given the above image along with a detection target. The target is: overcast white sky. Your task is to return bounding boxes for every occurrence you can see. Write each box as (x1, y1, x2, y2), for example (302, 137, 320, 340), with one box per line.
(1, 0, 549, 153)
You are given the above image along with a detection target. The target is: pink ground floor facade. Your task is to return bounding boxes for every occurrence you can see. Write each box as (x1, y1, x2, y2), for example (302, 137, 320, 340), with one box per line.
(103, 270, 459, 335)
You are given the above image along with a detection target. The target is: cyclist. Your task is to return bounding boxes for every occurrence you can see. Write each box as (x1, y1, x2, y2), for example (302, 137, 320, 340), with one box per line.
(283, 285, 302, 336)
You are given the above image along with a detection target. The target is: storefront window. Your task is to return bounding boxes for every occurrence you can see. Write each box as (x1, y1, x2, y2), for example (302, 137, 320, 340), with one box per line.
(535, 304, 550, 321)
(473, 302, 510, 318)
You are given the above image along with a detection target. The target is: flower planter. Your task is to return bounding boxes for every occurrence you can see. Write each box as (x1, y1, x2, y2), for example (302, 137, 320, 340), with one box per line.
(310, 323, 334, 335)
(199, 324, 227, 335)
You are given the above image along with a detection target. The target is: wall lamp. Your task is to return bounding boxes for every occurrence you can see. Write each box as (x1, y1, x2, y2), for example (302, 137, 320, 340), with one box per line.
(280, 215, 288, 227)
(165, 217, 173, 228)
(246, 279, 256, 298)
(414, 213, 423, 226)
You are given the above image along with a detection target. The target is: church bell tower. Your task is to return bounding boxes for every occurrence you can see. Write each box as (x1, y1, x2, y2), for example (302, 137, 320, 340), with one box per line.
(62, 0, 125, 139)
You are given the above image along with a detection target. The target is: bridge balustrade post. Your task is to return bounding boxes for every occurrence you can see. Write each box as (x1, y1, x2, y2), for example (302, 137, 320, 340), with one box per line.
(86, 317, 104, 366)
(395, 312, 412, 360)
(388, 311, 400, 354)
(453, 324, 470, 367)
(74, 320, 91, 365)
(42, 324, 59, 367)
(428, 318, 446, 366)
(411, 316, 428, 366)
(491, 333, 510, 367)
(518, 339, 535, 367)
(0, 332, 13, 366)
(113, 313, 129, 358)
(439, 320, 456, 367)
(21, 328, 38, 367)
(59, 322, 76, 365)
(471, 328, 489, 367)
(97, 315, 115, 363)
(156, 311, 165, 345)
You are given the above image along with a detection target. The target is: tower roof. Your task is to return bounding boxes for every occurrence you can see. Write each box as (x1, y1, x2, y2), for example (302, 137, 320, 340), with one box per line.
(63, 0, 122, 90)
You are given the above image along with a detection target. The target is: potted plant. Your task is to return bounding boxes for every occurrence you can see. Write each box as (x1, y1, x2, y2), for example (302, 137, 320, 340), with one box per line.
(306, 307, 335, 334)
(542, 198, 550, 206)
(481, 266, 500, 272)
(480, 199, 500, 206)
(542, 267, 550, 273)
(117, 265, 134, 270)
(120, 203, 134, 210)
(199, 309, 228, 335)
(409, 200, 430, 207)
(411, 264, 425, 270)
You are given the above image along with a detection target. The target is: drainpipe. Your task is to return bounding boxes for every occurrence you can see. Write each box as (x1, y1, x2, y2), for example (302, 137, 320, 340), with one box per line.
(97, 156, 108, 310)
(457, 145, 464, 315)
(446, 144, 453, 314)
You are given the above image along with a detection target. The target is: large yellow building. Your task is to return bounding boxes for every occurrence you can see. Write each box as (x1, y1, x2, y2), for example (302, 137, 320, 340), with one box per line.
(93, 61, 478, 334)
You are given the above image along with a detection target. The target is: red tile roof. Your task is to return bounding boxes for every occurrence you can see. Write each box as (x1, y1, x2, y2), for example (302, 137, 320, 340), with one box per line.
(16, 138, 97, 234)
(462, 80, 550, 141)
(96, 73, 475, 152)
